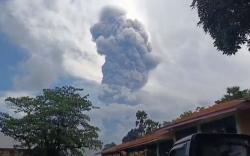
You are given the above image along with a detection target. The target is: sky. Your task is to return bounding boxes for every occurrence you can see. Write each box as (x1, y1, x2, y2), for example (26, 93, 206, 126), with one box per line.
(1, 0, 250, 154)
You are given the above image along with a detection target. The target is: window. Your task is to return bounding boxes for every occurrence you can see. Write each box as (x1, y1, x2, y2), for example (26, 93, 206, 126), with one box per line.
(169, 142, 189, 156)
(197, 135, 250, 156)
(175, 127, 197, 140)
(201, 116, 237, 133)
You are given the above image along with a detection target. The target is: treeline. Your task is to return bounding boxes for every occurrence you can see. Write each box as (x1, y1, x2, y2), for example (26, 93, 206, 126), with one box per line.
(1, 86, 249, 155)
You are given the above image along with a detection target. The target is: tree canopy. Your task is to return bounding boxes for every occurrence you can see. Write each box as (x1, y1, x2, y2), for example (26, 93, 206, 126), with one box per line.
(172, 106, 205, 121)
(169, 86, 250, 123)
(103, 142, 116, 151)
(122, 110, 161, 143)
(173, 86, 250, 122)
(0, 86, 102, 156)
(191, 0, 250, 55)
(215, 86, 250, 104)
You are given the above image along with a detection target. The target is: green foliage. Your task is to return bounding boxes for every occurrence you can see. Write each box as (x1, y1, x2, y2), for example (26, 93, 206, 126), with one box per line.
(191, 0, 250, 55)
(195, 106, 205, 111)
(103, 142, 116, 151)
(144, 119, 161, 135)
(178, 110, 193, 119)
(0, 86, 102, 156)
(162, 121, 172, 126)
(215, 86, 250, 104)
(163, 86, 250, 127)
(122, 110, 161, 143)
(135, 110, 148, 137)
(173, 86, 250, 122)
(135, 110, 161, 136)
(176, 106, 205, 120)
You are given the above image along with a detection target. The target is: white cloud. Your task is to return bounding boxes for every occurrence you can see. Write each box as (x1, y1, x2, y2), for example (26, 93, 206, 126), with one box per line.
(0, 0, 104, 90)
(1, 0, 250, 148)
(0, 0, 143, 91)
(139, 0, 250, 106)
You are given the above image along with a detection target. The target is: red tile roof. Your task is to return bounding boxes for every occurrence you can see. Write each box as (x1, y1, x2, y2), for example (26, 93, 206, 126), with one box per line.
(102, 100, 250, 154)
(160, 100, 250, 131)
(102, 129, 171, 154)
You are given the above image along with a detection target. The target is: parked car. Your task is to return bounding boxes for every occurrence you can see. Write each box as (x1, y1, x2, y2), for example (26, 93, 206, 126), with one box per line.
(169, 133, 250, 156)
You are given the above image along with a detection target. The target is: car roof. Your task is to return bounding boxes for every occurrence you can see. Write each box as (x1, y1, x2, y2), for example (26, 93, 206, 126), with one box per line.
(174, 133, 250, 146)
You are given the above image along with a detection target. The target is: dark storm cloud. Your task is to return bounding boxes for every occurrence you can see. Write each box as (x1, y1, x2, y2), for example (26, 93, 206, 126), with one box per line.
(90, 6, 159, 104)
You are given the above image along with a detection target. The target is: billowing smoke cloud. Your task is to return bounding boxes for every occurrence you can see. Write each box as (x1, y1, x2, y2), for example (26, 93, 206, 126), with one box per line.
(90, 6, 159, 104)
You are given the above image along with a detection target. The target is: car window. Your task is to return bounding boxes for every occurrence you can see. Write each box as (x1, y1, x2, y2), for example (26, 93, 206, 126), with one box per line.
(198, 137, 250, 156)
(169, 143, 188, 156)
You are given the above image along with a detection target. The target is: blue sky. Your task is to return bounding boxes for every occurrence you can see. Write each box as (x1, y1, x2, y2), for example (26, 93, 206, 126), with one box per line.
(1, 0, 250, 151)
(0, 33, 27, 91)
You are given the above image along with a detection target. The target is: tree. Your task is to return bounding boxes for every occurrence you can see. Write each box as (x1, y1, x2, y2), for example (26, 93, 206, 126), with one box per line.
(173, 87, 250, 121)
(103, 142, 116, 151)
(162, 121, 172, 126)
(178, 110, 193, 119)
(174, 106, 205, 120)
(122, 110, 161, 143)
(122, 129, 141, 143)
(191, 0, 250, 55)
(0, 86, 102, 156)
(215, 86, 250, 104)
(135, 110, 148, 137)
(145, 119, 161, 135)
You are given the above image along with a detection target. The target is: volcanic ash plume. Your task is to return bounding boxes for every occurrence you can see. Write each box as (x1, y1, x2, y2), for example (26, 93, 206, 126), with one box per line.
(90, 6, 158, 104)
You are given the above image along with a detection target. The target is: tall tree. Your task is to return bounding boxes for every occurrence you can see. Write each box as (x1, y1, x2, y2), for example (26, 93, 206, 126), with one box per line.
(191, 0, 250, 55)
(122, 110, 161, 143)
(0, 86, 102, 156)
(215, 86, 250, 104)
(135, 110, 148, 137)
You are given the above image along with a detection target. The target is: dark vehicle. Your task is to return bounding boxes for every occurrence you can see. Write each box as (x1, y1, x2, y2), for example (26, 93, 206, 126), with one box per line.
(169, 133, 250, 156)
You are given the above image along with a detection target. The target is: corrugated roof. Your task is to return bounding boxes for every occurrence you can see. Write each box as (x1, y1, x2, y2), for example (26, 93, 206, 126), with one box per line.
(102, 100, 250, 154)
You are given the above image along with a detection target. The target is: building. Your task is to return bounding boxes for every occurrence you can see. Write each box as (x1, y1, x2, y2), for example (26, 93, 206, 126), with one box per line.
(0, 148, 29, 156)
(101, 100, 250, 156)
(0, 133, 29, 156)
